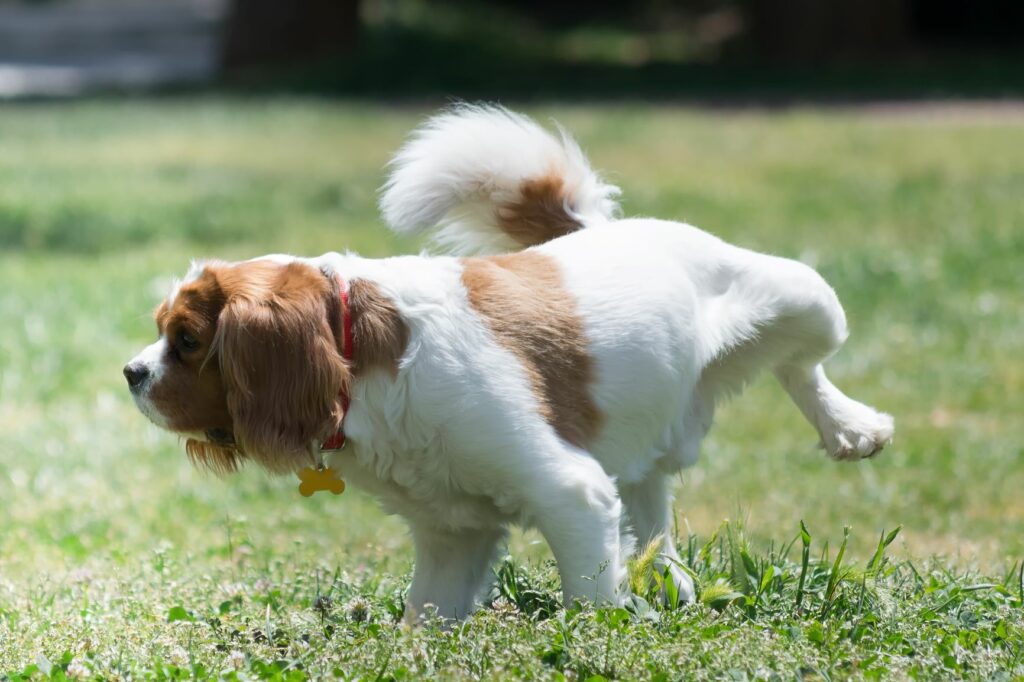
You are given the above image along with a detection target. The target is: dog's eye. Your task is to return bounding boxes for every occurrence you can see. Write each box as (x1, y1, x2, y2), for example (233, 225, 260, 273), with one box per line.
(179, 332, 200, 352)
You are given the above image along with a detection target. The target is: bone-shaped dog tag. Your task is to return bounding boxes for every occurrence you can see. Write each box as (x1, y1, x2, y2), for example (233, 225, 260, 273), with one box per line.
(297, 466, 346, 497)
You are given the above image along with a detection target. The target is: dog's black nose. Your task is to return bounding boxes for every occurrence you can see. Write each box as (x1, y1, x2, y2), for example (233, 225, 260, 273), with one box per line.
(123, 363, 149, 389)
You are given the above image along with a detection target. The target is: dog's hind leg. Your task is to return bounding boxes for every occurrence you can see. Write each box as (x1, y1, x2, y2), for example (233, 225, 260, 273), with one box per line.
(775, 362, 894, 461)
(522, 446, 628, 608)
(701, 252, 893, 460)
(755, 258, 894, 460)
(619, 473, 695, 604)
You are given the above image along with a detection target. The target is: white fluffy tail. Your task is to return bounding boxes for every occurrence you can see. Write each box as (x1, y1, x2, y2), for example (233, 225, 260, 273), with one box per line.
(379, 104, 620, 255)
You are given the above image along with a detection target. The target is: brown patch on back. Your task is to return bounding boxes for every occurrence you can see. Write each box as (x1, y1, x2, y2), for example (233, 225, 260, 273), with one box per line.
(460, 251, 602, 447)
(348, 279, 409, 375)
(496, 173, 583, 248)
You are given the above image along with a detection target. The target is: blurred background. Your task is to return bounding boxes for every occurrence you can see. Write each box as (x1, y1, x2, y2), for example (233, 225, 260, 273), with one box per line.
(0, 0, 1022, 99)
(1, 0, 1023, 638)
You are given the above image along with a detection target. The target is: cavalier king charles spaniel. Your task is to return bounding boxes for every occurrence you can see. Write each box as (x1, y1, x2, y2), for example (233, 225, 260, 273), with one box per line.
(125, 105, 893, 621)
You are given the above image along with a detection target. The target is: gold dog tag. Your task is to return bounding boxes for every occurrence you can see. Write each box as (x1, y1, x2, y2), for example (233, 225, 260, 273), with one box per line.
(297, 466, 346, 497)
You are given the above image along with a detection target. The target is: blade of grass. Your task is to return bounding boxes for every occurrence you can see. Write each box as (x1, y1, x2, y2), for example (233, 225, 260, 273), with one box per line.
(820, 526, 850, 620)
(795, 520, 811, 612)
(1019, 561, 1023, 608)
(867, 526, 902, 574)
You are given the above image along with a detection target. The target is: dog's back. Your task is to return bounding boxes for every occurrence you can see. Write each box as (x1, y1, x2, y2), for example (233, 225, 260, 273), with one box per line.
(379, 105, 891, 471)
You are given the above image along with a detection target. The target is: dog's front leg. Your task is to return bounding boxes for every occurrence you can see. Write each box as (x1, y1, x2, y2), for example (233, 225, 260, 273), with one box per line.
(404, 524, 506, 623)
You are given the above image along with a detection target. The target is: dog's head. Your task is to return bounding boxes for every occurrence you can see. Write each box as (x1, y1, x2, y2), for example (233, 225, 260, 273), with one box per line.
(123, 259, 350, 474)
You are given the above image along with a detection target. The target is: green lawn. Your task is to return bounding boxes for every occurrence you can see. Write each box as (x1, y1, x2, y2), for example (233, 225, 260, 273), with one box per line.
(1, 99, 1022, 679)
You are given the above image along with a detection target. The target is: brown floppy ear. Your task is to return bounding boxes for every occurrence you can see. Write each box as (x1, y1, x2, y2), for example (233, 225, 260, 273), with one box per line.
(349, 278, 410, 375)
(215, 263, 349, 473)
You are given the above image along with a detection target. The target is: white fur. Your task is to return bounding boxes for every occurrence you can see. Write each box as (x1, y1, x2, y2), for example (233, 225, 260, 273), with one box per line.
(360, 107, 891, 618)
(379, 104, 620, 255)
(127, 338, 171, 428)
(133, 106, 894, 622)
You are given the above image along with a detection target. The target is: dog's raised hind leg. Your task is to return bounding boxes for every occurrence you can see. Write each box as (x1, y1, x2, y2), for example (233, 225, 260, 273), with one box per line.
(706, 250, 894, 461)
(775, 363, 893, 460)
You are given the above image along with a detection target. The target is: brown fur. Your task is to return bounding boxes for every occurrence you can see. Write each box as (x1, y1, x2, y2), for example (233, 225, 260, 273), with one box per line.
(150, 268, 232, 437)
(185, 438, 244, 475)
(214, 261, 349, 473)
(460, 252, 602, 447)
(348, 278, 409, 375)
(496, 174, 583, 247)
(145, 260, 410, 475)
(149, 261, 350, 473)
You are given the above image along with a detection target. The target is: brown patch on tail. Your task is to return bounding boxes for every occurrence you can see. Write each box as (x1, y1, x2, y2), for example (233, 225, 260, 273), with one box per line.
(495, 173, 583, 248)
(460, 252, 602, 447)
(348, 279, 410, 375)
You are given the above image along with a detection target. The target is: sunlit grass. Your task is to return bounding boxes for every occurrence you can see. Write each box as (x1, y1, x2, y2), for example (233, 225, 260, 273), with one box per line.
(1, 98, 1022, 678)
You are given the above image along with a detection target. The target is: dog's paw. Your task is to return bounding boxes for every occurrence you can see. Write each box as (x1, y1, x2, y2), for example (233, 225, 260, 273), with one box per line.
(819, 401, 894, 461)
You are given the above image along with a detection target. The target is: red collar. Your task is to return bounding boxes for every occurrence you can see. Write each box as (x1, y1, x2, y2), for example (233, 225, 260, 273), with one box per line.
(321, 275, 353, 451)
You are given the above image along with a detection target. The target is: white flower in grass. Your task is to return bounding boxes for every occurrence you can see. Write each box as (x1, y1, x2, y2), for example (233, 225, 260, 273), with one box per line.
(490, 596, 518, 617)
(228, 650, 246, 670)
(70, 569, 94, 586)
(346, 597, 371, 623)
(168, 645, 188, 667)
(219, 582, 245, 598)
(66, 658, 90, 680)
(410, 641, 428, 665)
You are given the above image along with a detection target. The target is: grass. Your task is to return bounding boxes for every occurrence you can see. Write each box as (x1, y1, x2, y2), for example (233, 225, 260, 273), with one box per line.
(0, 98, 1023, 679)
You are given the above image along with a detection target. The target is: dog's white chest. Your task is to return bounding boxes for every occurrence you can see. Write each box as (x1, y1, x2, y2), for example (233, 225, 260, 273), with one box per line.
(332, 441, 515, 531)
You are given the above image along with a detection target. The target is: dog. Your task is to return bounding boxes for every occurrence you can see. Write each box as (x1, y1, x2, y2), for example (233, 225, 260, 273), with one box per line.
(124, 105, 893, 620)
